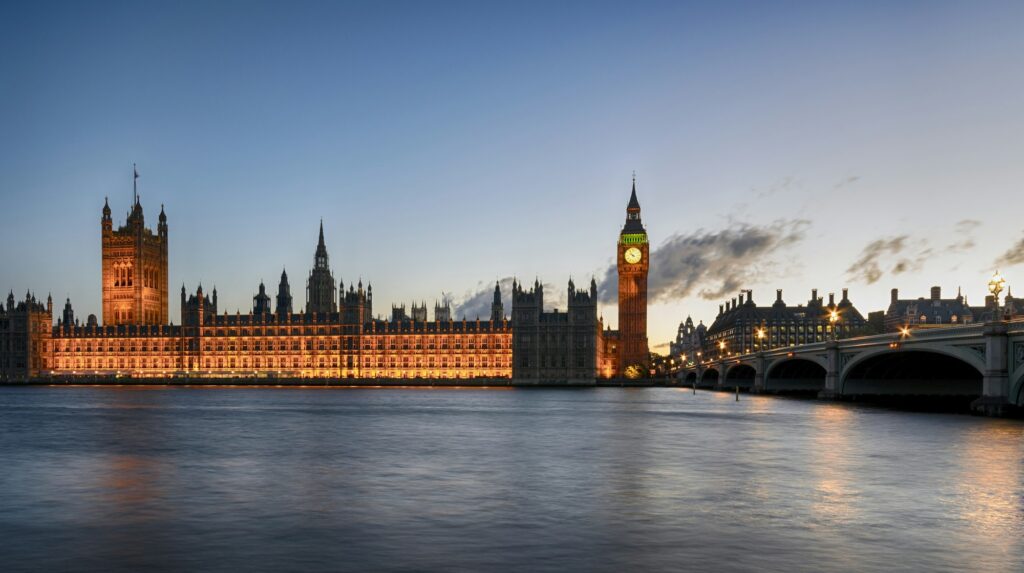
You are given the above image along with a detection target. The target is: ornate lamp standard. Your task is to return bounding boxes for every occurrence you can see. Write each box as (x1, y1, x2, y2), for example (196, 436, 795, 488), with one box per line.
(828, 309, 840, 342)
(988, 270, 1007, 319)
(756, 327, 766, 352)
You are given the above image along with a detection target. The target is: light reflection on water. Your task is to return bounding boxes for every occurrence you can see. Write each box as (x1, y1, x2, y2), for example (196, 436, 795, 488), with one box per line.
(0, 387, 1021, 572)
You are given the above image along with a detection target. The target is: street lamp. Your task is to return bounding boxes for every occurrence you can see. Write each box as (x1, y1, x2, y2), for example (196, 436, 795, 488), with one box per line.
(989, 270, 1007, 318)
(756, 328, 766, 351)
(828, 309, 840, 341)
(718, 340, 726, 359)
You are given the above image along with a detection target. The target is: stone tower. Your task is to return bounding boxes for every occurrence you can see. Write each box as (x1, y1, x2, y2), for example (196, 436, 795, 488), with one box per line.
(253, 281, 272, 316)
(306, 221, 338, 314)
(616, 177, 649, 377)
(276, 268, 293, 315)
(101, 169, 169, 325)
(490, 281, 504, 322)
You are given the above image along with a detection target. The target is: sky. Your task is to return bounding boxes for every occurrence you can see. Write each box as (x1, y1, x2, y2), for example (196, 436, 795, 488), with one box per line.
(2, 0, 1023, 349)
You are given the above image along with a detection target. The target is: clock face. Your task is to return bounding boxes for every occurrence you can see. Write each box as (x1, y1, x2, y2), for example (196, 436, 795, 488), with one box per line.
(624, 247, 642, 264)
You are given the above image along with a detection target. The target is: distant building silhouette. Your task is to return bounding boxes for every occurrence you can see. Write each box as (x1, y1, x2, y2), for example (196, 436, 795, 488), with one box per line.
(704, 288, 867, 355)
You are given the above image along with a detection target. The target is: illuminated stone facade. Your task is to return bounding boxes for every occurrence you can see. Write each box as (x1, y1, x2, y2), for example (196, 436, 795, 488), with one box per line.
(615, 179, 650, 377)
(50, 291, 511, 379)
(101, 193, 169, 326)
(4, 181, 642, 382)
(48, 227, 512, 379)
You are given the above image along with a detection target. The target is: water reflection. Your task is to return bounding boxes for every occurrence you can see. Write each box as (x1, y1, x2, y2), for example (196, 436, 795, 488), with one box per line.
(955, 423, 1024, 537)
(809, 404, 860, 526)
(0, 387, 1021, 572)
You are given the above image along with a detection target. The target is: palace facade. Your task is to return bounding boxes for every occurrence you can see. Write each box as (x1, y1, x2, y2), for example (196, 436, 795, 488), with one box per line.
(2, 176, 648, 382)
(48, 202, 512, 379)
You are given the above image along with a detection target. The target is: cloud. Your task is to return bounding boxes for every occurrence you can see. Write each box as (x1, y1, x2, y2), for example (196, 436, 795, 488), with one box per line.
(453, 277, 572, 319)
(947, 219, 980, 253)
(846, 220, 980, 284)
(599, 219, 810, 304)
(833, 175, 861, 190)
(996, 233, 1024, 268)
(846, 235, 934, 284)
(453, 277, 514, 320)
(752, 176, 800, 200)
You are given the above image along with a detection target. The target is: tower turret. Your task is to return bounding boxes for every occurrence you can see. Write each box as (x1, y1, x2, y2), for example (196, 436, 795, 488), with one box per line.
(491, 281, 503, 322)
(101, 197, 112, 233)
(306, 221, 338, 314)
(158, 204, 167, 238)
(62, 298, 74, 329)
(276, 268, 293, 315)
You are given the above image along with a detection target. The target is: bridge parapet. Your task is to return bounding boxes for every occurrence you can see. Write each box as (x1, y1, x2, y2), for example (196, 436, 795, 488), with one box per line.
(680, 321, 1020, 415)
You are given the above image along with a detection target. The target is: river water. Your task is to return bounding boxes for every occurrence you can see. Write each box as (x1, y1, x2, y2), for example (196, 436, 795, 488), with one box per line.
(0, 386, 1021, 572)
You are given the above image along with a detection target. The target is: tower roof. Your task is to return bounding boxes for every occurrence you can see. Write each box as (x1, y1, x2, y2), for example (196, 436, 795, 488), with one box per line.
(627, 177, 641, 210)
(622, 177, 646, 233)
(314, 220, 329, 265)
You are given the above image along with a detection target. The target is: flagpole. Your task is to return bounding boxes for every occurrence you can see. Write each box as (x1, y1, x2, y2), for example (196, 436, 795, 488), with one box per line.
(133, 163, 138, 204)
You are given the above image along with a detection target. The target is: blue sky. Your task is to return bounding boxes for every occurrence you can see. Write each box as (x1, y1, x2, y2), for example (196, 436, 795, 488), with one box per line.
(2, 0, 1023, 347)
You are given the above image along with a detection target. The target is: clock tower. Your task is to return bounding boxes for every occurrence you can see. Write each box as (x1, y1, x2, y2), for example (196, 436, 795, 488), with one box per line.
(617, 177, 649, 377)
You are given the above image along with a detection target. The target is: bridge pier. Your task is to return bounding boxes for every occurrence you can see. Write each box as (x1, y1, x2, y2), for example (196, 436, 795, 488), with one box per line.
(972, 321, 1016, 417)
(752, 352, 766, 393)
(818, 340, 841, 400)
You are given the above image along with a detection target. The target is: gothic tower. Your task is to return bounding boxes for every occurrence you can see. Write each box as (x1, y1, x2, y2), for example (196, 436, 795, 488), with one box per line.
(253, 281, 272, 316)
(100, 167, 169, 325)
(276, 268, 293, 315)
(616, 177, 649, 376)
(306, 221, 338, 314)
(491, 281, 504, 322)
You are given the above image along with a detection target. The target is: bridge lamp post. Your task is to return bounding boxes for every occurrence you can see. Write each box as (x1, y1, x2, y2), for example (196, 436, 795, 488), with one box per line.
(829, 310, 840, 342)
(988, 270, 1007, 319)
(756, 328, 766, 351)
(718, 340, 726, 360)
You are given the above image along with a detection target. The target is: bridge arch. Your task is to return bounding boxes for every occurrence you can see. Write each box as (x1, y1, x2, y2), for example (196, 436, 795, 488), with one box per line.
(764, 358, 826, 394)
(699, 368, 719, 387)
(1011, 373, 1024, 407)
(841, 345, 985, 382)
(683, 371, 697, 386)
(724, 363, 756, 389)
(841, 349, 982, 398)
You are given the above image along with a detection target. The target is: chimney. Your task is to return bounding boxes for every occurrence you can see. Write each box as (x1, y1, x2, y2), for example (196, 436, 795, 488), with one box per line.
(719, 304, 724, 315)
(842, 288, 849, 301)
(738, 292, 745, 305)
(931, 286, 941, 300)
(747, 290, 753, 304)
(828, 292, 835, 306)
(891, 288, 899, 304)
(776, 289, 783, 303)
(811, 288, 818, 302)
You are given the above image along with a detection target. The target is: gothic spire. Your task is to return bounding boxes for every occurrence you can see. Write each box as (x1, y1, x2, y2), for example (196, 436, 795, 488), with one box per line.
(623, 176, 645, 232)
(627, 175, 640, 210)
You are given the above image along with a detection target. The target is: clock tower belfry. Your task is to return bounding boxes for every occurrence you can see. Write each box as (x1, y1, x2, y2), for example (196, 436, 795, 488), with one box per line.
(616, 177, 649, 377)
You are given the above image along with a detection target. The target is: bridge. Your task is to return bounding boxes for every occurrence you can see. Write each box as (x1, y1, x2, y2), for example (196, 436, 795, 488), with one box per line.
(676, 319, 1024, 416)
